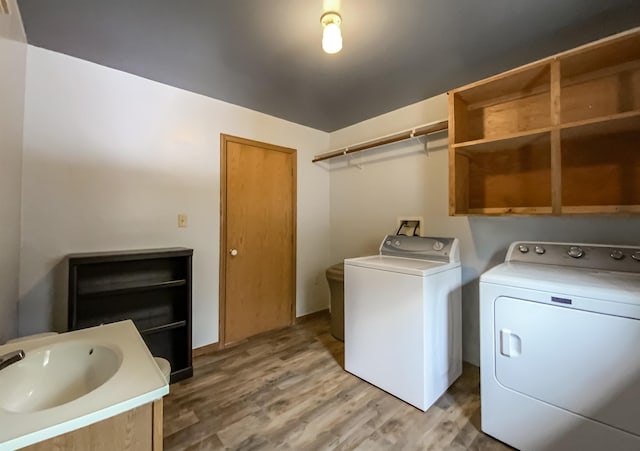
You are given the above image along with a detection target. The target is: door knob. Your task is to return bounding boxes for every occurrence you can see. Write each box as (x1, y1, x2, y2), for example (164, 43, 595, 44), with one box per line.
(229, 249, 238, 256)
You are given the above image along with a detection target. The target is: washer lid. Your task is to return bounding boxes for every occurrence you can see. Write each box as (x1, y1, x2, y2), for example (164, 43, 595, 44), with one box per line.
(481, 262, 640, 306)
(344, 255, 459, 276)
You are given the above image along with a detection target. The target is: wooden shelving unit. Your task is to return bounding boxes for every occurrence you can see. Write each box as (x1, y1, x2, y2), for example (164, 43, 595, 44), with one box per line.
(449, 29, 640, 215)
(68, 248, 193, 383)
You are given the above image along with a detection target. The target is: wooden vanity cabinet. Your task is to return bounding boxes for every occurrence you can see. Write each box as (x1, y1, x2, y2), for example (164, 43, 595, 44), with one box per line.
(68, 248, 193, 383)
(449, 29, 640, 215)
(22, 400, 163, 451)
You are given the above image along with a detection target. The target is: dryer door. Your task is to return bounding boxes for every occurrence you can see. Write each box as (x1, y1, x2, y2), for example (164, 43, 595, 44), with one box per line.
(494, 296, 640, 436)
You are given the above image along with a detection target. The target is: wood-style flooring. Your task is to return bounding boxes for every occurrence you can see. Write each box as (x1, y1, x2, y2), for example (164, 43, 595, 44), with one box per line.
(163, 312, 511, 450)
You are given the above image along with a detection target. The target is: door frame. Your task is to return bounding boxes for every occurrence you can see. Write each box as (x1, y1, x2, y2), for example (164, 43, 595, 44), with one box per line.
(219, 134, 297, 348)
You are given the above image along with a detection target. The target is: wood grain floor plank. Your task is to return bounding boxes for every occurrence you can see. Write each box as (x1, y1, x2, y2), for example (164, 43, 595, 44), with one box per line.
(162, 408, 200, 437)
(163, 312, 512, 451)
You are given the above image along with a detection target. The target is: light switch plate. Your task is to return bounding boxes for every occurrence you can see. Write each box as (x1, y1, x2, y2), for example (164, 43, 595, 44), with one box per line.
(178, 214, 188, 228)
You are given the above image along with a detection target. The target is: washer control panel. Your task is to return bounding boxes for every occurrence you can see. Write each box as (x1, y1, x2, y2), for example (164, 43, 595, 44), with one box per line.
(506, 241, 640, 272)
(380, 235, 459, 263)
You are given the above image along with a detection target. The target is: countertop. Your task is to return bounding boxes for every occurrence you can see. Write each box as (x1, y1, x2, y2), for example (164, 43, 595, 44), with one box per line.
(0, 320, 169, 450)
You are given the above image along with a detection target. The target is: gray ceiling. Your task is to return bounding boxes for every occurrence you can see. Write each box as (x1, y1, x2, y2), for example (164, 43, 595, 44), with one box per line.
(17, 0, 640, 131)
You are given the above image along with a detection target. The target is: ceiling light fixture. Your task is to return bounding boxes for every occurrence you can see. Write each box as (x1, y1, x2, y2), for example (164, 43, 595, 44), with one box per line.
(321, 11, 342, 54)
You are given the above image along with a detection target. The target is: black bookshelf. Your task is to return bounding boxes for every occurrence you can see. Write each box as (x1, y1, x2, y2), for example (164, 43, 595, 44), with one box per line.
(68, 247, 193, 383)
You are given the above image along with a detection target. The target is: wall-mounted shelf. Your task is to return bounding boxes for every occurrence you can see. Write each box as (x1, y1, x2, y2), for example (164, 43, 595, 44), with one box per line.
(453, 128, 552, 153)
(559, 111, 640, 139)
(449, 29, 640, 216)
(68, 247, 193, 383)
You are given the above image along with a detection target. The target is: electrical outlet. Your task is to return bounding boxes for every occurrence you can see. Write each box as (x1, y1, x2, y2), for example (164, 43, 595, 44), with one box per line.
(177, 214, 188, 228)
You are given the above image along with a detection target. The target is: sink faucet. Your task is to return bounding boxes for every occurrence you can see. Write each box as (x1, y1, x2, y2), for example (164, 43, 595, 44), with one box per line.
(0, 350, 25, 371)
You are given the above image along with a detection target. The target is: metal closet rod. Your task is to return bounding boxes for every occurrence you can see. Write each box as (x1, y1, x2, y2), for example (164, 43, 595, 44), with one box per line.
(312, 119, 448, 163)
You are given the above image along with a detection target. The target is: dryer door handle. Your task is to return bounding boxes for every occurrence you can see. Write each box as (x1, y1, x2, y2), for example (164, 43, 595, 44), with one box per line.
(500, 329, 522, 358)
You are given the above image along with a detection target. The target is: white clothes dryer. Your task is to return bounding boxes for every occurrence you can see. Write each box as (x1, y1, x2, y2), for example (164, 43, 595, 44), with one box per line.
(481, 241, 640, 450)
(344, 235, 462, 411)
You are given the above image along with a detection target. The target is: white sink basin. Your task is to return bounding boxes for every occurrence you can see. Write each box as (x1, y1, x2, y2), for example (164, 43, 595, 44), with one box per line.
(0, 341, 122, 413)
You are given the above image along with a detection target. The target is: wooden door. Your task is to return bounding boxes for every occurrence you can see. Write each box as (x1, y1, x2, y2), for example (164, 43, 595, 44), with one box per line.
(220, 135, 296, 346)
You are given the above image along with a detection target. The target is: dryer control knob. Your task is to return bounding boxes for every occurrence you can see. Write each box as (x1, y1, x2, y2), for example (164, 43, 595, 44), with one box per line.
(535, 246, 545, 255)
(386, 240, 392, 246)
(568, 246, 584, 258)
(610, 250, 624, 260)
(631, 251, 640, 262)
(518, 245, 529, 253)
(433, 241, 444, 251)
(394, 240, 401, 246)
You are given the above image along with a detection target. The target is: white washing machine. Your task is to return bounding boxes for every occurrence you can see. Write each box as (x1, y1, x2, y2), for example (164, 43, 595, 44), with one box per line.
(344, 235, 462, 411)
(481, 241, 640, 450)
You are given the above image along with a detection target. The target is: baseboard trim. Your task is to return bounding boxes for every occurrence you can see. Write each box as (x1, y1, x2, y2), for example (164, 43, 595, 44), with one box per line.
(192, 341, 220, 358)
(295, 308, 330, 324)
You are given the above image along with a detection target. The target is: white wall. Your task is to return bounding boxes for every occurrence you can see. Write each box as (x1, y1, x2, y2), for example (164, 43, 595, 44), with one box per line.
(0, 0, 26, 343)
(327, 95, 640, 366)
(20, 46, 331, 347)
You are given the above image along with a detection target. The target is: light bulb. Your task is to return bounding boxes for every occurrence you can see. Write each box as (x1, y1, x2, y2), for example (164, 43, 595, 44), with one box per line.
(322, 22, 342, 54)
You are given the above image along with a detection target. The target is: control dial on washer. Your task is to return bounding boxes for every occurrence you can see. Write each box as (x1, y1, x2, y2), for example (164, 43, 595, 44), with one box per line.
(518, 245, 529, 253)
(535, 246, 546, 255)
(610, 250, 624, 260)
(631, 251, 640, 262)
(433, 241, 444, 251)
(568, 246, 585, 258)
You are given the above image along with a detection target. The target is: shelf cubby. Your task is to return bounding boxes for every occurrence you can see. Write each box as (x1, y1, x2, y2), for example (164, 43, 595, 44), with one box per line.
(451, 62, 551, 144)
(561, 128, 640, 211)
(453, 132, 552, 215)
(560, 32, 640, 124)
(142, 327, 191, 382)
